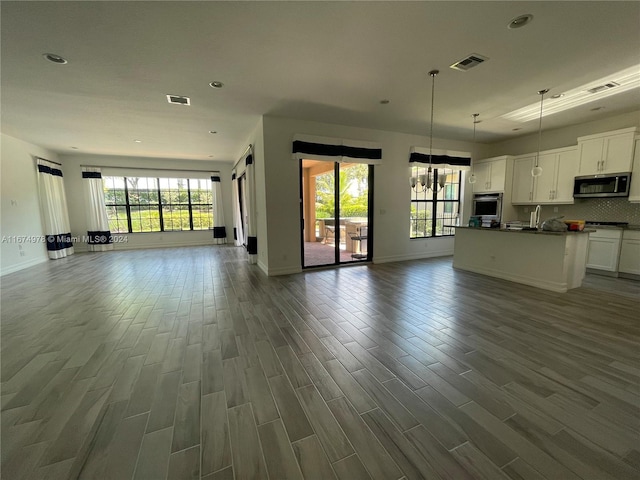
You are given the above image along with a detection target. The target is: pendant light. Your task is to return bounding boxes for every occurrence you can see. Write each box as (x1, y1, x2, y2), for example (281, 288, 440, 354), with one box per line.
(468, 113, 480, 184)
(411, 70, 445, 193)
(531, 88, 549, 177)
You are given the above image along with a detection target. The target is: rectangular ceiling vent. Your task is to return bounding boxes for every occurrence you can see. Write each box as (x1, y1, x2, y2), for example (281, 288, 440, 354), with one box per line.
(587, 82, 620, 94)
(450, 53, 489, 71)
(166, 94, 191, 105)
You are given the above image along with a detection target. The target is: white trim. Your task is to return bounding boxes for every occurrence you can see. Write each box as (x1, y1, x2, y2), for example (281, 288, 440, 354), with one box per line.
(373, 250, 454, 264)
(1, 257, 48, 276)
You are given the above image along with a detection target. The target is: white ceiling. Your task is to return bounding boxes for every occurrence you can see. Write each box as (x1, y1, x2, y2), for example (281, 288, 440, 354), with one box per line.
(2, 1, 639, 163)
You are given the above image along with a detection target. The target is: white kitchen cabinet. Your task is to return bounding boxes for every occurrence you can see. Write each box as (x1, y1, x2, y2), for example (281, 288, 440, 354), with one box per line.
(539, 147, 578, 203)
(627, 137, 640, 203)
(577, 127, 636, 175)
(472, 156, 507, 193)
(586, 229, 622, 272)
(511, 147, 577, 204)
(511, 155, 534, 203)
(619, 230, 640, 275)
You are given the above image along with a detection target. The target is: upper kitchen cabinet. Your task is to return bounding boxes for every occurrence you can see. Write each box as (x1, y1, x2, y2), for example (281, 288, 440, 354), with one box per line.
(628, 136, 640, 203)
(472, 156, 509, 193)
(577, 127, 637, 175)
(511, 155, 535, 203)
(511, 147, 578, 204)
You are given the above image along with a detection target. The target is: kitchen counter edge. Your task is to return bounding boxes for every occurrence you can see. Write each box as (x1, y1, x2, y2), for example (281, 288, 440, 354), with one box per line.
(449, 226, 594, 235)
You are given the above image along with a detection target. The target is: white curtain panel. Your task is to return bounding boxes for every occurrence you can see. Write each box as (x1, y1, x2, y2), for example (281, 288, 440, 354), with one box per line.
(82, 167, 113, 252)
(231, 172, 244, 247)
(211, 175, 227, 244)
(245, 154, 258, 264)
(37, 159, 74, 259)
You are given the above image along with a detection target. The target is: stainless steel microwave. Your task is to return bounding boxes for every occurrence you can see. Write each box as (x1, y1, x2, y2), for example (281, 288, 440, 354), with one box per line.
(573, 172, 631, 198)
(472, 193, 502, 226)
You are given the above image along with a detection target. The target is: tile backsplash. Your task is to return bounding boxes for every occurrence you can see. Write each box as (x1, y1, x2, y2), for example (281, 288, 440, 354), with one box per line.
(517, 198, 640, 225)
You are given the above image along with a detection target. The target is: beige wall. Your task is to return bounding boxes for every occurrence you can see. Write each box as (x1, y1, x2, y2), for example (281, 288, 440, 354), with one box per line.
(261, 115, 481, 275)
(0, 134, 56, 275)
(59, 154, 234, 252)
(484, 110, 640, 157)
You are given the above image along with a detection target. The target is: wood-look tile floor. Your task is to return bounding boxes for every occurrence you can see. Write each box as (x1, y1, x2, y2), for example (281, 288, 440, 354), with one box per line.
(1, 246, 639, 480)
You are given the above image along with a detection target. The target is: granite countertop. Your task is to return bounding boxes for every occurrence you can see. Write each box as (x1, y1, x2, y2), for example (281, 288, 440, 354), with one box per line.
(452, 226, 593, 235)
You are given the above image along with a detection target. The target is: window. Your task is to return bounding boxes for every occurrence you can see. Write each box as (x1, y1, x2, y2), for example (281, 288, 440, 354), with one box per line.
(104, 176, 213, 233)
(410, 166, 461, 238)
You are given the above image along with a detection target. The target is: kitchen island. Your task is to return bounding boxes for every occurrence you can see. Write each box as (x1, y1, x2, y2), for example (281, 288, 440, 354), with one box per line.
(453, 226, 590, 292)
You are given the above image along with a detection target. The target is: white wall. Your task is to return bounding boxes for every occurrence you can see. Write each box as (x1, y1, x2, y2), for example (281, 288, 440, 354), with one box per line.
(261, 115, 487, 275)
(59, 154, 234, 252)
(485, 110, 640, 157)
(0, 134, 55, 275)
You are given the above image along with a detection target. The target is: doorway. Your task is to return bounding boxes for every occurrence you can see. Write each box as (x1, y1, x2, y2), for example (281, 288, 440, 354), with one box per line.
(300, 160, 373, 268)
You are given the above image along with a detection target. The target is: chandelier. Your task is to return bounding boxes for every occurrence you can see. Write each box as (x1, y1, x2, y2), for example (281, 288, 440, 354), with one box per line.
(410, 70, 446, 193)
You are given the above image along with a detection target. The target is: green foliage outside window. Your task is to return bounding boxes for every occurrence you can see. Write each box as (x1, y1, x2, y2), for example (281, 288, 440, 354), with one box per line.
(315, 164, 369, 219)
(104, 176, 213, 233)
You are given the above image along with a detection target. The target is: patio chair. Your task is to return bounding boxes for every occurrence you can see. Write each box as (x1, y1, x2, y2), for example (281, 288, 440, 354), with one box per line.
(348, 226, 367, 259)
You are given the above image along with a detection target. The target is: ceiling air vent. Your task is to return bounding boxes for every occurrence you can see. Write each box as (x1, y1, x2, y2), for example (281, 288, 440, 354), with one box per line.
(587, 82, 619, 94)
(166, 94, 191, 105)
(450, 53, 488, 71)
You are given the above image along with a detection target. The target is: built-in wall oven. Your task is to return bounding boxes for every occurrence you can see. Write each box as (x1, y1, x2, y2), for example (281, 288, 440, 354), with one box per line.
(472, 193, 503, 226)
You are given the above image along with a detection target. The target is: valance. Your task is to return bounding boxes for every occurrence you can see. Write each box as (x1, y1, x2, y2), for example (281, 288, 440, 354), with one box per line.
(292, 134, 382, 164)
(409, 147, 471, 170)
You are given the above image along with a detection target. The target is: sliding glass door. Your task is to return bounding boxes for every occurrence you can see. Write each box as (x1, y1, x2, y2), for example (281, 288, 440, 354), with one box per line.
(300, 160, 372, 268)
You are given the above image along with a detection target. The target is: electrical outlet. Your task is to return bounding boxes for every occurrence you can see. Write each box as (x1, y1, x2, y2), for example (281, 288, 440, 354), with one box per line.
(553, 207, 559, 213)
(11, 200, 18, 207)
(19, 251, 26, 257)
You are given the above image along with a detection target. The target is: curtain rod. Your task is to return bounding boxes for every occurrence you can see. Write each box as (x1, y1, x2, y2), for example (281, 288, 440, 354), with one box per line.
(232, 144, 253, 171)
(80, 165, 220, 174)
(36, 156, 62, 166)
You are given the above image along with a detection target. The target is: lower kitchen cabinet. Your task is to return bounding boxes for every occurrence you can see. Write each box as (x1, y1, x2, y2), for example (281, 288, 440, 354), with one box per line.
(619, 230, 640, 275)
(586, 229, 622, 272)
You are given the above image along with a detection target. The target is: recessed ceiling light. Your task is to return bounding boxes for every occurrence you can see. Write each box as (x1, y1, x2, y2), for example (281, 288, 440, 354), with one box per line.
(70, 146, 79, 149)
(134, 139, 142, 143)
(512, 128, 522, 131)
(379, 99, 390, 105)
(508, 14, 533, 29)
(208, 155, 214, 158)
(502, 63, 640, 122)
(43, 53, 68, 64)
(209, 81, 224, 89)
(551, 93, 565, 99)
(209, 131, 217, 134)
(590, 106, 605, 111)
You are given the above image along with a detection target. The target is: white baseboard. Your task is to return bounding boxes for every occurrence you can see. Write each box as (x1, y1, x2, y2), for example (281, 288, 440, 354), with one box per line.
(1, 256, 48, 276)
(265, 264, 303, 276)
(373, 249, 453, 264)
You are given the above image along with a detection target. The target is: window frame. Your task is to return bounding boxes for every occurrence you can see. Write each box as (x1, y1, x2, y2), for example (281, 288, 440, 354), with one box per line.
(103, 175, 213, 233)
(410, 167, 462, 239)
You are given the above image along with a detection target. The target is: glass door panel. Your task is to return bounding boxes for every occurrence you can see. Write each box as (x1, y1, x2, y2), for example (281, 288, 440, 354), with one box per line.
(301, 160, 372, 268)
(340, 162, 369, 263)
(301, 159, 337, 267)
